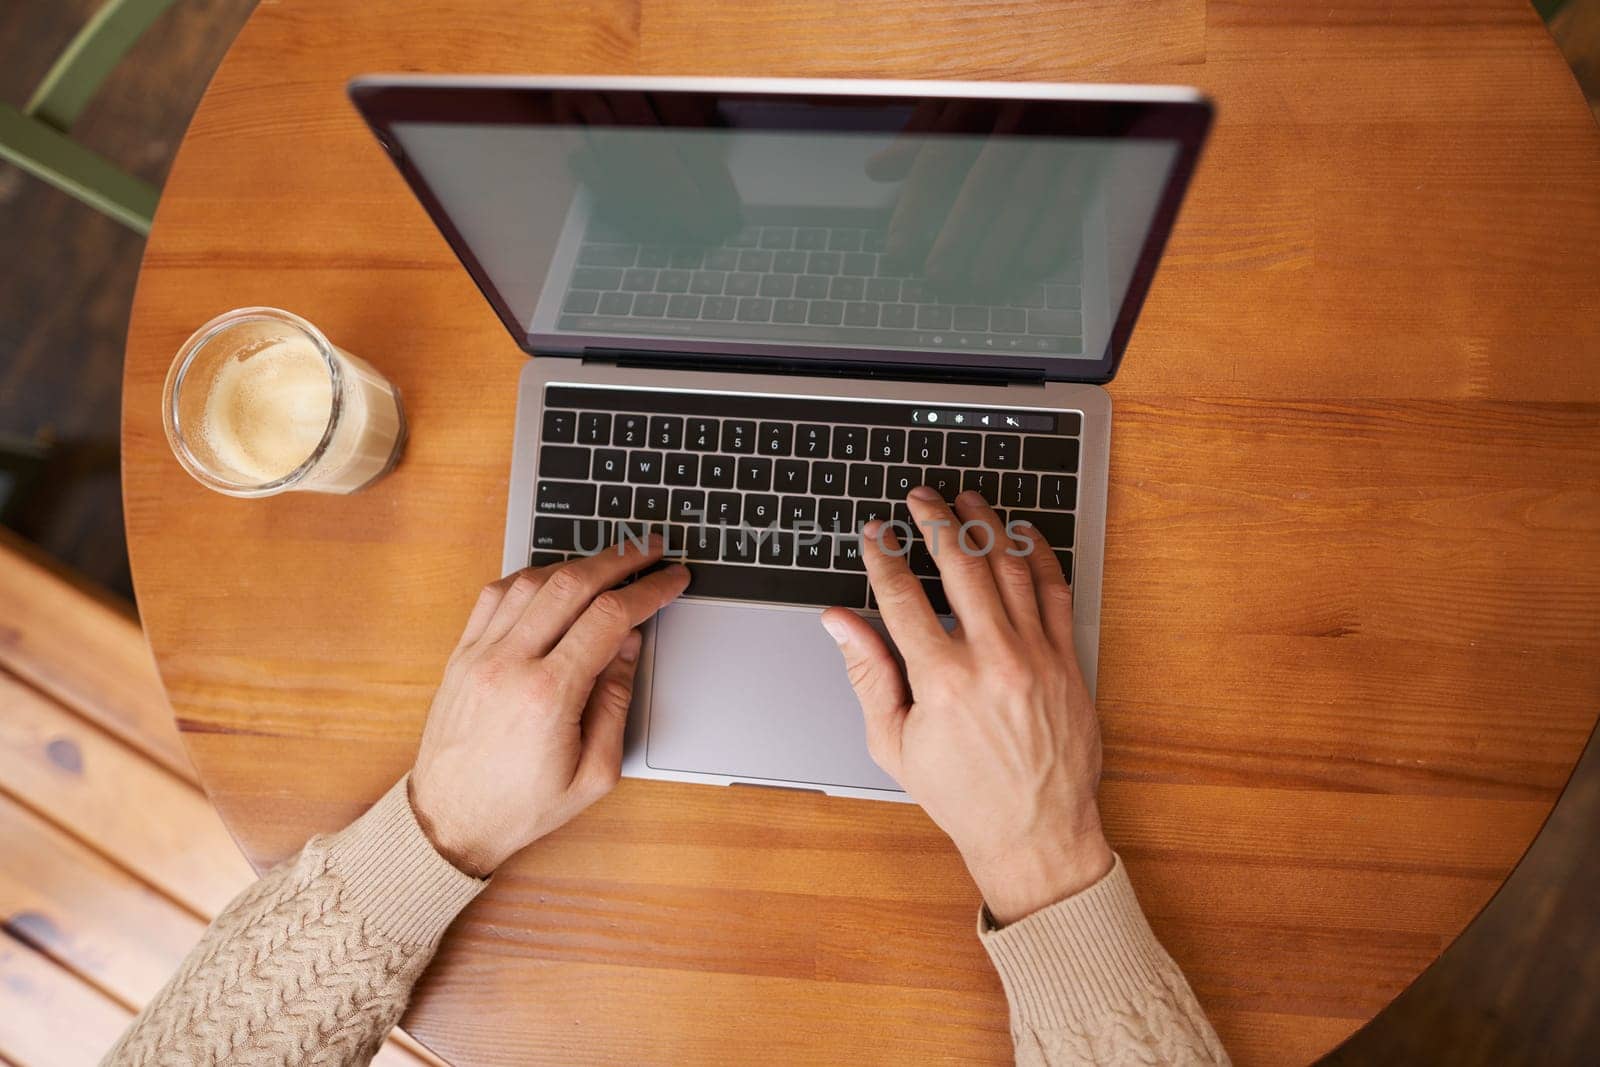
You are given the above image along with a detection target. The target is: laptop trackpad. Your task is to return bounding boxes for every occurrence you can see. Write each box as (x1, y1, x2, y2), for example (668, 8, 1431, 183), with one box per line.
(645, 600, 902, 792)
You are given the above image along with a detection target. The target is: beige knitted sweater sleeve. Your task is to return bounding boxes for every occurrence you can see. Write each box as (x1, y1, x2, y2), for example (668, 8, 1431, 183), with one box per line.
(104, 779, 1226, 1066)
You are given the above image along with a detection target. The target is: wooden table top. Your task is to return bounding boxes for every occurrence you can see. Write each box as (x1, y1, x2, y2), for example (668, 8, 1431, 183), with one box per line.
(121, 1, 1600, 1063)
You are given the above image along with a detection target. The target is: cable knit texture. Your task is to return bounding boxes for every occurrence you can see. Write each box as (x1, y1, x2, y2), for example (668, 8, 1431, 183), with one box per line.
(979, 855, 1230, 1065)
(102, 775, 484, 1067)
(103, 779, 1225, 1066)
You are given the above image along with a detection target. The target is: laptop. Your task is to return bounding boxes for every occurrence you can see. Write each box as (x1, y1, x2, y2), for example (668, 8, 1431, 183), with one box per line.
(349, 76, 1212, 802)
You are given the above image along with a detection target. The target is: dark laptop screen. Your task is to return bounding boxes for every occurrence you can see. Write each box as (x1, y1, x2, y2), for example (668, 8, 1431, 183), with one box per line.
(354, 81, 1211, 381)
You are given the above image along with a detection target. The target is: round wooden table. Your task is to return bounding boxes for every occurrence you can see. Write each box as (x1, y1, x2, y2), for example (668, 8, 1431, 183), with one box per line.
(122, 2, 1600, 1063)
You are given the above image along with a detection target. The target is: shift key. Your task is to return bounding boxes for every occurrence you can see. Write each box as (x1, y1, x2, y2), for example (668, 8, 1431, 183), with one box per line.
(535, 481, 597, 515)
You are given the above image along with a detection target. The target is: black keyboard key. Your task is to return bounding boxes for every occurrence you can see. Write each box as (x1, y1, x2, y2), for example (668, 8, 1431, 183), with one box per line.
(637, 246, 672, 267)
(819, 498, 853, 532)
(832, 426, 867, 460)
(721, 531, 760, 564)
(725, 273, 760, 297)
(1055, 550, 1074, 581)
(722, 421, 756, 454)
(632, 293, 668, 317)
(761, 229, 794, 251)
(702, 295, 737, 320)
(683, 563, 867, 608)
(917, 305, 953, 330)
(701, 455, 737, 489)
(670, 489, 707, 522)
(539, 445, 591, 480)
(796, 227, 828, 250)
(795, 274, 830, 299)
(774, 459, 808, 493)
(846, 302, 880, 326)
(834, 537, 865, 571)
(634, 486, 669, 520)
(1012, 510, 1076, 548)
(535, 480, 597, 516)
(984, 434, 1021, 470)
(810, 462, 846, 495)
(870, 428, 906, 463)
(961, 469, 999, 501)
(529, 550, 568, 568)
(533, 517, 610, 554)
(809, 251, 842, 273)
(774, 250, 808, 272)
(664, 453, 698, 486)
(563, 290, 601, 314)
(597, 485, 631, 518)
(856, 500, 892, 525)
(843, 252, 876, 276)
(759, 422, 794, 456)
(830, 276, 865, 301)
(796, 534, 833, 569)
(907, 539, 939, 578)
(1001, 472, 1038, 508)
(686, 417, 719, 451)
(881, 304, 916, 328)
(705, 247, 740, 270)
(759, 274, 794, 298)
(1023, 436, 1081, 474)
(907, 430, 942, 464)
(684, 525, 723, 562)
(797, 424, 829, 457)
(829, 230, 862, 252)
(743, 494, 780, 526)
(885, 466, 921, 498)
(737, 297, 773, 322)
(738, 250, 773, 272)
(808, 300, 845, 325)
(656, 269, 691, 294)
(925, 468, 961, 502)
(774, 298, 808, 323)
(592, 448, 626, 480)
(627, 451, 664, 484)
(736, 456, 773, 491)
(781, 495, 817, 526)
(595, 288, 625, 313)
(1029, 309, 1083, 335)
(622, 268, 656, 291)
(921, 579, 951, 615)
(577, 412, 611, 445)
(1040, 474, 1077, 510)
(706, 491, 741, 526)
(759, 529, 797, 567)
(991, 307, 1027, 333)
(691, 270, 725, 295)
(849, 464, 885, 498)
(947, 432, 982, 467)
(542, 409, 576, 443)
(614, 414, 648, 447)
(650, 416, 684, 450)
(670, 247, 703, 269)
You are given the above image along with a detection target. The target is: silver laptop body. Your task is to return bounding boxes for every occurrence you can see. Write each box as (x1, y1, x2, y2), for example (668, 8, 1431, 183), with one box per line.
(351, 76, 1213, 802)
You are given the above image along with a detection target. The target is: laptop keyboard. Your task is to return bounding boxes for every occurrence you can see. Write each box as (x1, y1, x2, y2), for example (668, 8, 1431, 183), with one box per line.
(559, 222, 1085, 356)
(529, 386, 1081, 613)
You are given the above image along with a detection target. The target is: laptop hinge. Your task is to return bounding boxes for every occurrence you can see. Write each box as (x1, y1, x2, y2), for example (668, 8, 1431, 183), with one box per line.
(580, 348, 1047, 388)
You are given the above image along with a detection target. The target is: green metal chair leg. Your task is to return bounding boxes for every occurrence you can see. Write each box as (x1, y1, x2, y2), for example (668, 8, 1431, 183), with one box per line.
(0, 0, 179, 233)
(0, 106, 159, 235)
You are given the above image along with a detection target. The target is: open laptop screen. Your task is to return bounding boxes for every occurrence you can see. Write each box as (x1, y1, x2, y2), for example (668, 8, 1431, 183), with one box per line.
(351, 79, 1210, 382)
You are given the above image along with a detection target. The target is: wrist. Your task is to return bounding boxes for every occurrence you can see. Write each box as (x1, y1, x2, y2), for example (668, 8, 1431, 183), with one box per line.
(407, 778, 500, 878)
(966, 821, 1115, 926)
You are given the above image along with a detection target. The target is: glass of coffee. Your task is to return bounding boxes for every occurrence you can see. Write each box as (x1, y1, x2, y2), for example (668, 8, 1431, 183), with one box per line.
(162, 307, 406, 497)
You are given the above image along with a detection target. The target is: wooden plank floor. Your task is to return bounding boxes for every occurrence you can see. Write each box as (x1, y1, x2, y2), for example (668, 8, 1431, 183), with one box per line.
(0, 530, 448, 1067)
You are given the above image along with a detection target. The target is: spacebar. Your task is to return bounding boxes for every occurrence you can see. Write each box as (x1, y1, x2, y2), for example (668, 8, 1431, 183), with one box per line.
(681, 564, 868, 609)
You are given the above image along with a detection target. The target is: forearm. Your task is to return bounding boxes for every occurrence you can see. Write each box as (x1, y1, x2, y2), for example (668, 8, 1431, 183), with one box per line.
(103, 776, 485, 1067)
(979, 855, 1229, 1067)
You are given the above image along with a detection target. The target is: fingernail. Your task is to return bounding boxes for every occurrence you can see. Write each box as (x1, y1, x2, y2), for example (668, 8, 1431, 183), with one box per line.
(821, 615, 851, 647)
(619, 629, 643, 663)
(909, 485, 940, 502)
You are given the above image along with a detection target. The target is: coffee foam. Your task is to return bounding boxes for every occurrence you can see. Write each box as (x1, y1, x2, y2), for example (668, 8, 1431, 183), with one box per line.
(201, 336, 333, 483)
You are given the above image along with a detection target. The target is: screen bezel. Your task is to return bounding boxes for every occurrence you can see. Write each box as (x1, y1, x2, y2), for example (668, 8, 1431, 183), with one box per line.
(348, 76, 1212, 384)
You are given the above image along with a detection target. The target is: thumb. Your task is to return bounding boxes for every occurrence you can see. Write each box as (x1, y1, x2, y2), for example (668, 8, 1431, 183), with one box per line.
(820, 608, 909, 778)
(573, 628, 643, 800)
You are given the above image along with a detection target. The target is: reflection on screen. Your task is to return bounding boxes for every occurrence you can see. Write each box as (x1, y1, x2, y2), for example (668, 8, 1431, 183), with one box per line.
(392, 100, 1179, 363)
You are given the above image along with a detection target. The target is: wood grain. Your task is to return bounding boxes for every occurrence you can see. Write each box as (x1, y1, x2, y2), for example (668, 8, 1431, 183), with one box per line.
(118, 1, 1600, 1063)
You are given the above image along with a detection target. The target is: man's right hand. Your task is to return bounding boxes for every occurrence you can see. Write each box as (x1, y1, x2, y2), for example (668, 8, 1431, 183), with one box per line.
(821, 487, 1114, 925)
